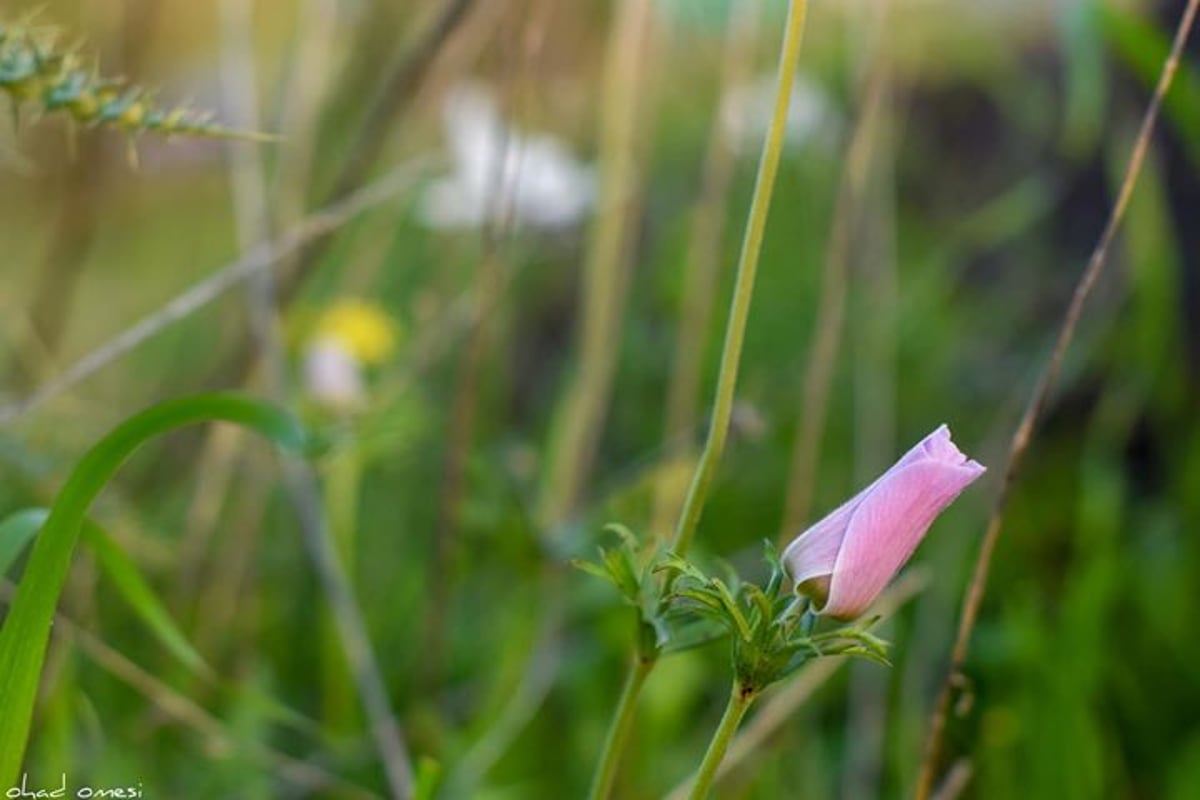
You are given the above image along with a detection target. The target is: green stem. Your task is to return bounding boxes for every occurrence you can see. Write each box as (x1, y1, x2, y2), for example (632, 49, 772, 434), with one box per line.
(321, 448, 363, 736)
(671, 0, 810, 556)
(688, 682, 757, 800)
(586, 4, 811, 798)
(587, 655, 656, 800)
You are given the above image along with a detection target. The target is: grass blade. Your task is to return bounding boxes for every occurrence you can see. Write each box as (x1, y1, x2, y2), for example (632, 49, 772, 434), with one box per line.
(0, 393, 309, 786)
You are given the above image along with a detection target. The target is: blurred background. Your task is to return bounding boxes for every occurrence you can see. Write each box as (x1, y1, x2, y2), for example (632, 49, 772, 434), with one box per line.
(1, 0, 1199, 797)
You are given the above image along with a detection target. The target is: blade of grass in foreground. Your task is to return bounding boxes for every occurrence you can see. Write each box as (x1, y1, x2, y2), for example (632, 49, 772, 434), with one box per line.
(0, 509, 212, 678)
(0, 393, 310, 787)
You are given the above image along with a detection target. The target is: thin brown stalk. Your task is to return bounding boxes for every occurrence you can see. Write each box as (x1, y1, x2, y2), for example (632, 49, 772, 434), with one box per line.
(284, 461, 417, 798)
(652, 0, 761, 537)
(423, 7, 537, 688)
(0, 158, 432, 426)
(190, 456, 272, 658)
(538, 0, 657, 529)
(273, 0, 343, 232)
(77, 626, 378, 798)
(176, 422, 243, 605)
(915, 1, 1200, 795)
(778, 43, 890, 543)
(181, 0, 340, 597)
(219, 4, 415, 794)
(929, 759, 973, 800)
(276, 0, 478, 304)
(179, 0, 279, 652)
(11, 0, 162, 388)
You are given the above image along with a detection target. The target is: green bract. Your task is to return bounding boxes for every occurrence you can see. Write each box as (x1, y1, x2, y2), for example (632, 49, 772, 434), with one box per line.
(656, 543, 891, 692)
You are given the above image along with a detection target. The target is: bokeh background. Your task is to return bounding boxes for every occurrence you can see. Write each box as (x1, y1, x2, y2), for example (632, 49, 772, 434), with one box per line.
(2, 0, 1199, 797)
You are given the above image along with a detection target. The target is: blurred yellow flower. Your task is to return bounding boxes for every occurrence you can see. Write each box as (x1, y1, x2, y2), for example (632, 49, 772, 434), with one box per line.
(314, 300, 399, 365)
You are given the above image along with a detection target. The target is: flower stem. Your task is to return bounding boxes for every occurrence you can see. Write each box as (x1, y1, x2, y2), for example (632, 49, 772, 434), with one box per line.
(671, 0, 810, 556)
(587, 655, 657, 800)
(588, 3, 810, 797)
(688, 682, 758, 800)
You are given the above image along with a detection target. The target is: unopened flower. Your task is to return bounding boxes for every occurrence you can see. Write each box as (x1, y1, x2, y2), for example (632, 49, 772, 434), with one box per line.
(782, 425, 985, 620)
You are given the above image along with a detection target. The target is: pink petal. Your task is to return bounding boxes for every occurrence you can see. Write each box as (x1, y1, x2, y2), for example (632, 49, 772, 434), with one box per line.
(781, 497, 858, 589)
(822, 458, 985, 620)
(781, 428, 951, 595)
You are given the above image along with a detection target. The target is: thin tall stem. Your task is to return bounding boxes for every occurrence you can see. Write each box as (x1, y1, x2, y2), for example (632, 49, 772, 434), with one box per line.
(687, 682, 757, 800)
(586, 655, 656, 800)
(915, 0, 1200, 796)
(218, 2, 413, 793)
(653, 0, 760, 536)
(538, 0, 655, 529)
(587, 5, 811, 798)
(672, 0, 810, 556)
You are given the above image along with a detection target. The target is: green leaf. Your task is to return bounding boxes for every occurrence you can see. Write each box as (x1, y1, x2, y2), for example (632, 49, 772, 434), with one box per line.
(0, 392, 309, 787)
(652, 551, 708, 583)
(412, 756, 443, 800)
(601, 522, 638, 550)
(1, 509, 212, 678)
(1058, 0, 1106, 157)
(672, 588, 726, 616)
(81, 520, 212, 677)
(570, 558, 616, 584)
(711, 579, 754, 643)
(660, 621, 728, 655)
(762, 539, 785, 598)
(601, 546, 640, 601)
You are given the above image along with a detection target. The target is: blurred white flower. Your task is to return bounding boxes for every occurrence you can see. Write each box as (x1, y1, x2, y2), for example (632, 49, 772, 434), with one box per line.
(721, 74, 840, 156)
(419, 83, 596, 230)
(303, 337, 366, 411)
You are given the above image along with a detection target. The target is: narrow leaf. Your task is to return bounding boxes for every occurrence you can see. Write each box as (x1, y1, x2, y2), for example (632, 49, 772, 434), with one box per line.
(0, 393, 309, 787)
(82, 520, 212, 677)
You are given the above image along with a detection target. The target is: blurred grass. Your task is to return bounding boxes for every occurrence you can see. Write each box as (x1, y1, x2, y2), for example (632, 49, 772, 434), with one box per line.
(1, 0, 1199, 798)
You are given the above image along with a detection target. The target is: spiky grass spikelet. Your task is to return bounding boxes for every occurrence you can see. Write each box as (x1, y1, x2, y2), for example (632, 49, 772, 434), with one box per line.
(0, 20, 269, 141)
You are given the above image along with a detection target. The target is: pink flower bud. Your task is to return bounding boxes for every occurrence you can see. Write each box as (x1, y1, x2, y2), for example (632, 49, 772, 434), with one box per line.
(782, 425, 985, 620)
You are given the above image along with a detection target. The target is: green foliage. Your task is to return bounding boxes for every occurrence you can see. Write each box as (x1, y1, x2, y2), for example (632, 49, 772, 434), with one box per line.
(2, 2, 1199, 797)
(655, 546, 890, 692)
(0, 394, 310, 789)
